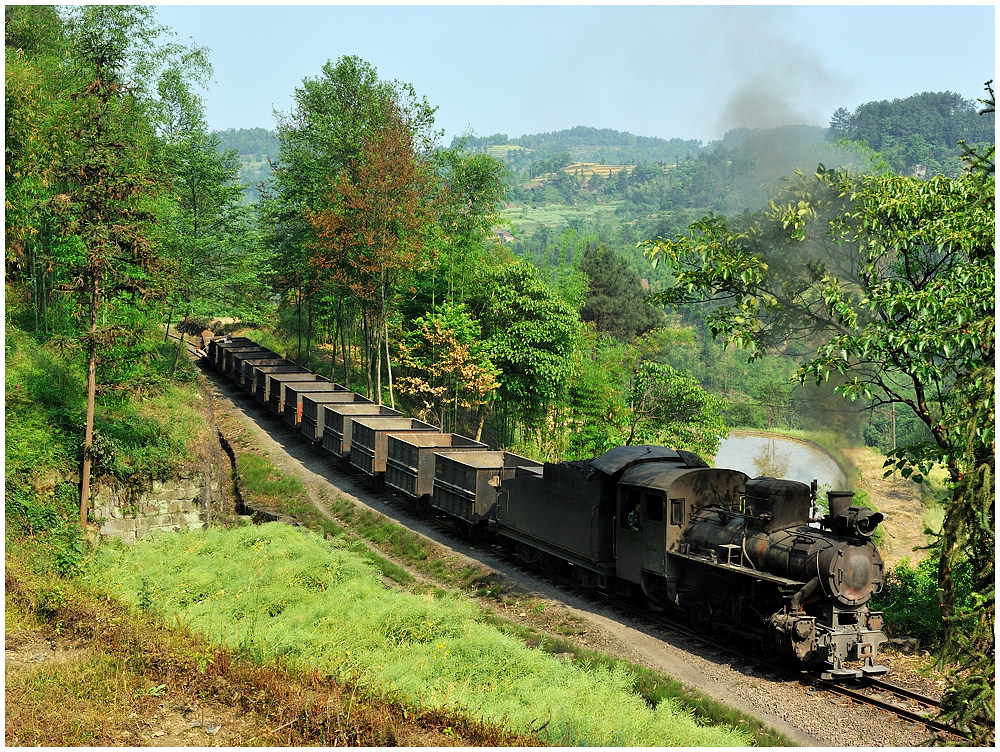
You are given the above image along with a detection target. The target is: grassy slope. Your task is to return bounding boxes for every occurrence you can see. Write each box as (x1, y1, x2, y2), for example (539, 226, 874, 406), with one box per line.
(85, 523, 753, 747)
(4, 546, 531, 747)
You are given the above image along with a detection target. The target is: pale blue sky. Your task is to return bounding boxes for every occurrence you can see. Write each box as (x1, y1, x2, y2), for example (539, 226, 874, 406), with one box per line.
(152, 3, 996, 144)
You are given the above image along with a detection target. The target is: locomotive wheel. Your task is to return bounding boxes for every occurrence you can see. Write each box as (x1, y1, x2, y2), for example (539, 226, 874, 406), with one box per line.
(688, 599, 714, 636)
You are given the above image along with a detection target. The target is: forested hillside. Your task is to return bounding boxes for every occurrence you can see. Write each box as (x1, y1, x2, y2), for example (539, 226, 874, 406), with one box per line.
(829, 90, 994, 176)
(5, 4, 994, 742)
(215, 127, 278, 201)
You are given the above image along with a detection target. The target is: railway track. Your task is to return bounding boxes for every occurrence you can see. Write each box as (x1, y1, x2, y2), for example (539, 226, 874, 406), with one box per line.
(807, 676, 969, 741)
(200, 348, 969, 745)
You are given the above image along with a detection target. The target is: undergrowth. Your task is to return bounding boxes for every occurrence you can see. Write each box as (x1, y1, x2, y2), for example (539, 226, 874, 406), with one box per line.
(5, 544, 533, 747)
(874, 555, 977, 647)
(86, 524, 754, 747)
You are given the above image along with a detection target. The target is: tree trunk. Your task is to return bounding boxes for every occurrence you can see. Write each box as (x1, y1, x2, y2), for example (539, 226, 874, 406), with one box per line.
(306, 298, 312, 359)
(172, 330, 186, 374)
(361, 314, 372, 400)
(385, 317, 395, 410)
(330, 314, 338, 381)
(339, 306, 350, 389)
(375, 320, 383, 406)
(296, 283, 303, 360)
(475, 411, 487, 443)
(79, 273, 100, 527)
(164, 302, 175, 343)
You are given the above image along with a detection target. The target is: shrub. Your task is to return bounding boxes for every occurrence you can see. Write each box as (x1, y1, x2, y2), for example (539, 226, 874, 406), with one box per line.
(874, 555, 976, 647)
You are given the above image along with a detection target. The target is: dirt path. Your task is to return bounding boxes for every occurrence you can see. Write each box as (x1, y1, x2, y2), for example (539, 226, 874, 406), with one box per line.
(843, 445, 931, 568)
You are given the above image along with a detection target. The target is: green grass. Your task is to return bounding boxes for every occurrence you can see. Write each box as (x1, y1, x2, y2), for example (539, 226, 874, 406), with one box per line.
(86, 523, 753, 747)
(484, 614, 795, 746)
(226, 440, 414, 586)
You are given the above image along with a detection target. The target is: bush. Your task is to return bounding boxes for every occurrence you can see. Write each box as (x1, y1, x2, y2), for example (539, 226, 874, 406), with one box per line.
(723, 400, 765, 429)
(874, 555, 976, 647)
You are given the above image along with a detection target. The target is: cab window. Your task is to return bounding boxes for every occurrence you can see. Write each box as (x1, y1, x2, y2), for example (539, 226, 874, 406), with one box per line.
(622, 488, 641, 531)
(670, 498, 685, 526)
(645, 493, 664, 523)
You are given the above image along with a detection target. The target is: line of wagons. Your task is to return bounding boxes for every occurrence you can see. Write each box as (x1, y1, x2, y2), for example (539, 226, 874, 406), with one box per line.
(206, 335, 892, 681)
(206, 336, 542, 533)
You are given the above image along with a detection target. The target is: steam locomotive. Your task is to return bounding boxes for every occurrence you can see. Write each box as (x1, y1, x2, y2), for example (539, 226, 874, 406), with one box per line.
(206, 336, 889, 680)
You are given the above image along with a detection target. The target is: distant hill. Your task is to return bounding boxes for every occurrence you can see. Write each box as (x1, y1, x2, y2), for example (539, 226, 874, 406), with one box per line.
(455, 127, 703, 169)
(215, 127, 279, 202)
(215, 90, 993, 205)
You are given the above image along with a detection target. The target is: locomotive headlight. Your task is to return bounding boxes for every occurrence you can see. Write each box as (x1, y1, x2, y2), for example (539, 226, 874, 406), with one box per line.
(853, 510, 884, 538)
(833, 506, 884, 539)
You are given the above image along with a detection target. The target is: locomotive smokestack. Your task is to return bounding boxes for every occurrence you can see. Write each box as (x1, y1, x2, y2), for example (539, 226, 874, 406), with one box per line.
(828, 491, 854, 521)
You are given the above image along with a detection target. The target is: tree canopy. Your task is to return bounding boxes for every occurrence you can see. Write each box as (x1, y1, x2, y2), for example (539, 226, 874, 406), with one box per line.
(643, 155, 994, 738)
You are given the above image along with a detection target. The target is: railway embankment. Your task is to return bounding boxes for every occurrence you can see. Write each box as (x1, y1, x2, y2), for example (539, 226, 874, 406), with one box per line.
(6, 328, 949, 747)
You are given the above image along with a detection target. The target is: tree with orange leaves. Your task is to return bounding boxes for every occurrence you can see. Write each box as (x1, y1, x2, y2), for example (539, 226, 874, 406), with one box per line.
(394, 302, 500, 437)
(306, 98, 436, 406)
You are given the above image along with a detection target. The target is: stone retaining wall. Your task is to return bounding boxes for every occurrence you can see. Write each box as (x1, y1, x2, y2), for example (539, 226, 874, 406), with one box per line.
(93, 474, 219, 544)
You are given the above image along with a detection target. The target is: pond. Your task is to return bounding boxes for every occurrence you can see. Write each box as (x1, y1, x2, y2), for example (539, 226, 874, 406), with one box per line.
(714, 430, 848, 491)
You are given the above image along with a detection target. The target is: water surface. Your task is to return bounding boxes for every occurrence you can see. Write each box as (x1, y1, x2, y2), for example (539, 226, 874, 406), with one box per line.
(714, 431, 847, 491)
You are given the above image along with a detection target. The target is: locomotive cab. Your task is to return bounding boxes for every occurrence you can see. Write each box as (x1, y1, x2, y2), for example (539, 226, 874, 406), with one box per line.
(614, 463, 748, 603)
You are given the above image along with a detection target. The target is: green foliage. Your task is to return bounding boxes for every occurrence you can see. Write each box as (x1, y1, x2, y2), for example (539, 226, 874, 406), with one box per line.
(469, 260, 580, 428)
(875, 556, 975, 646)
(87, 523, 752, 747)
(430, 145, 508, 306)
(156, 66, 270, 329)
(562, 330, 728, 460)
(624, 360, 728, 455)
(643, 167, 994, 485)
(5, 485, 84, 576)
(829, 91, 994, 176)
(394, 302, 499, 431)
(578, 241, 663, 341)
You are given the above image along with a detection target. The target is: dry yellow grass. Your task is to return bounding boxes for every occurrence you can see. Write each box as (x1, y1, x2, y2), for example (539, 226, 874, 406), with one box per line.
(844, 445, 936, 567)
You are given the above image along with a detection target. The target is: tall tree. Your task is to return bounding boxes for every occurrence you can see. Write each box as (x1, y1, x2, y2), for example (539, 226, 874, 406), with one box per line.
(264, 55, 438, 360)
(5, 4, 78, 337)
(394, 302, 500, 436)
(49, 5, 209, 525)
(431, 145, 508, 305)
(643, 158, 994, 738)
(306, 98, 437, 404)
(565, 331, 727, 460)
(468, 260, 580, 435)
(155, 63, 266, 363)
(578, 242, 663, 341)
